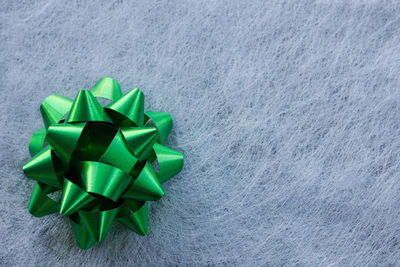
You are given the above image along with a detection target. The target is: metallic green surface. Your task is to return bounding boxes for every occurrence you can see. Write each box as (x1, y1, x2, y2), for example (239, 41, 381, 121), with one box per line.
(79, 206, 120, 242)
(28, 182, 60, 217)
(66, 90, 105, 123)
(123, 162, 164, 201)
(40, 94, 73, 129)
(90, 77, 122, 101)
(105, 88, 144, 126)
(22, 78, 184, 249)
(76, 161, 133, 202)
(23, 146, 62, 188)
(121, 127, 158, 160)
(153, 142, 184, 183)
(116, 200, 148, 235)
(28, 128, 47, 156)
(60, 178, 97, 216)
(145, 111, 172, 144)
(98, 130, 138, 173)
(46, 122, 86, 165)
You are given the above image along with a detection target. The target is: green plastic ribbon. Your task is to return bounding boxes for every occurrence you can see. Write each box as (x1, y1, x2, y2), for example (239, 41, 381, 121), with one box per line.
(22, 78, 184, 249)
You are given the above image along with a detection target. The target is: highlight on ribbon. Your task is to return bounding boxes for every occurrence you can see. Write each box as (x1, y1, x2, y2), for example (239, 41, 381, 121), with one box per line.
(22, 78, 184, 249)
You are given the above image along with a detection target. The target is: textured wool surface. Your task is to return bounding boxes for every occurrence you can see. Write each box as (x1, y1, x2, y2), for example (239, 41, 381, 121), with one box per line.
(2, 0, 400, 266)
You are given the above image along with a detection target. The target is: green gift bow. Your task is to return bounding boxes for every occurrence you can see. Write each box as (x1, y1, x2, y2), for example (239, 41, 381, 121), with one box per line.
(22, 78, 184, 249)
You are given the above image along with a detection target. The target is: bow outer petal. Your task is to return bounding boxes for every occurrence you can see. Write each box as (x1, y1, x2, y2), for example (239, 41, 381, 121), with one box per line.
(105, 88, 144, 126)
(90, 77, 122, 101)
(40, 94, 73, 128)
(28, 128, 47, 156)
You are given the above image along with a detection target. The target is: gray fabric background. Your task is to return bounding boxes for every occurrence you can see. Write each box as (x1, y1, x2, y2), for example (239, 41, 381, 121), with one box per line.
(2, 0, 400, 266)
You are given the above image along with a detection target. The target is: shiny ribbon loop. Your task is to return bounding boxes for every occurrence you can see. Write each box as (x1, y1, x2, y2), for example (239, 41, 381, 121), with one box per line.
(23, 78, 184, 249)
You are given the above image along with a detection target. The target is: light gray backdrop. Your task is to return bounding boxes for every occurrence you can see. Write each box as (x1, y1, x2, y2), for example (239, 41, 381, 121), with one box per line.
(2, 0, 400, 266)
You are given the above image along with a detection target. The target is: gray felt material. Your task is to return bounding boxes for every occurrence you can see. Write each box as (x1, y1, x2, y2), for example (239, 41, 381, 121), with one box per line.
(2, 0, 400, 265)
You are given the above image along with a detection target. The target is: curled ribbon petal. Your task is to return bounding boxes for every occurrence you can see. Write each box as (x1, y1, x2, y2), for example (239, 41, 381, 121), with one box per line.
(22, 78, 184, 249)
(40, 94, 73, 129)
